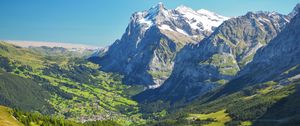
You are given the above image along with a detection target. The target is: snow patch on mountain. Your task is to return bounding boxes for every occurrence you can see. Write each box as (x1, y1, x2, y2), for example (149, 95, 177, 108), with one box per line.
(175, 27, 189, 36)
(138, 18, 153, 30)
(159, 24, 174, 31)
(176, 6, 229, 31)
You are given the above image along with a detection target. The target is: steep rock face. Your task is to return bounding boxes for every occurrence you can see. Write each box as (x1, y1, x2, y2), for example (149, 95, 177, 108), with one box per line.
(89, 3, 228, 88)
(218, 8, 300, 95)
(288, 3, 300, 18)
(135, 11, 290, 102)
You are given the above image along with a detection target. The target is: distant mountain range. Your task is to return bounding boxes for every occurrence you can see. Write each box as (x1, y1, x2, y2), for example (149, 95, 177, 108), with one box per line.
(5, 40, 101, 51)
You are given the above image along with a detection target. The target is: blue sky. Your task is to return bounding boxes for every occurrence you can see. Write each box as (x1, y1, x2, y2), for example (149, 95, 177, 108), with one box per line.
(0, 0, 299, 46)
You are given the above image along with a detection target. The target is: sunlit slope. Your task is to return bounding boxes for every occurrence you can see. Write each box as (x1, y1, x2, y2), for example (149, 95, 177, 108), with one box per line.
(0, 106, 22, 126)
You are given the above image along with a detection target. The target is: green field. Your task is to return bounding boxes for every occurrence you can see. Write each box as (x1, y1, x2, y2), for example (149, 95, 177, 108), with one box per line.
(187, 109, 231, 126)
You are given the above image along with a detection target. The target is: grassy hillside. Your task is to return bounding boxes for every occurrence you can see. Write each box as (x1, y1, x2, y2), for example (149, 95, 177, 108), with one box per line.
(0, 41, 144, 125)
(150, 79, 300, 126)
(0, 42, 46, 69)
(0, 106, 23, 126)
(187, 109, 232, 126)
(0, 69, 52, 114)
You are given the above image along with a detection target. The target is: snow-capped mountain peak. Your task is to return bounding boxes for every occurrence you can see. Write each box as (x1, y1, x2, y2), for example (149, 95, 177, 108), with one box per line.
(197, 9, 228, 20)
(176, 7, 229, 32)
(175, 5, 195, 13)
(133, 3, 229, 38)
(150, 2, 166, 11)
(148, 2, 169, 18)
(134, 3, 170, 31)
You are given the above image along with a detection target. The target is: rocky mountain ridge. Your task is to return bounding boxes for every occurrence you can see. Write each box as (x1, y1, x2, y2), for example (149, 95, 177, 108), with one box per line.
(217, 6, 300, 96)
(135, 10, 291, 102)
